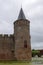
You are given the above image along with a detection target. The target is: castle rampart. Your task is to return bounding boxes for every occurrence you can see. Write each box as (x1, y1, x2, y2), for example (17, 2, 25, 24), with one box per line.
(0, 34, 15, 60)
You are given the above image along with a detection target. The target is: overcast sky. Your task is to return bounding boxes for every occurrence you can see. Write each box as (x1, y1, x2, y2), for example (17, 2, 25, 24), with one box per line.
(0, 0, 43, 49)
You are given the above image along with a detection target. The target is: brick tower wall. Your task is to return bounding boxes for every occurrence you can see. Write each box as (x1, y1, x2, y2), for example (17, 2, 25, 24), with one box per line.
(14, 19, 31, 61)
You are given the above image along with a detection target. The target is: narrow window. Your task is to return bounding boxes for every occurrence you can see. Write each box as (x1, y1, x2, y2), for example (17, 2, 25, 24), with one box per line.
(24, 40, 27, 48)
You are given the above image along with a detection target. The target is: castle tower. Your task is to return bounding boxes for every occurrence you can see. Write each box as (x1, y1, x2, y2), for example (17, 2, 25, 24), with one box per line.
(14, 8, 31, 61)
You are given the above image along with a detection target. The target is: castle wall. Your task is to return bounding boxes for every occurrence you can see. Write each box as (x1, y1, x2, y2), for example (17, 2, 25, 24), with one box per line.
(0, 34, 15, 60)
(0, 19, 31, 61)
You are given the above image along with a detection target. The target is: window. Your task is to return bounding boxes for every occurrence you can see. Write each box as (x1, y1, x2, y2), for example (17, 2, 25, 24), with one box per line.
(24, 40, 27, 48)
(11, 50, 14, 53)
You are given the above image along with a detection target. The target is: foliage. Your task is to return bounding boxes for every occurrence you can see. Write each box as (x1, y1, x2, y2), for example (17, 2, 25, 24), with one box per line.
(32, 50, 40, 54)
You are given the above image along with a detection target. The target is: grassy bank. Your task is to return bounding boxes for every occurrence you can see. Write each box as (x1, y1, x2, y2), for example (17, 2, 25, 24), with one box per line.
(0, 60, 31, 65)
(0, 63, 31, 65)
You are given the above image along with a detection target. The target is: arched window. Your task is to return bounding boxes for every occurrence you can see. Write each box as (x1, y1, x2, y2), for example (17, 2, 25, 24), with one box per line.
(24, 40, 27, 48)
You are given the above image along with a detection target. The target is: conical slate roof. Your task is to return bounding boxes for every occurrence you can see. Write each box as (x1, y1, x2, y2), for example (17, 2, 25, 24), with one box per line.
(18, 8, 26, 20)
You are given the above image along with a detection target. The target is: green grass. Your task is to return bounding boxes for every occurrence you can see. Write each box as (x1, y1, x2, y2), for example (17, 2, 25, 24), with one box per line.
(0, 63, 31, 65)
(0, 61, 31, 65)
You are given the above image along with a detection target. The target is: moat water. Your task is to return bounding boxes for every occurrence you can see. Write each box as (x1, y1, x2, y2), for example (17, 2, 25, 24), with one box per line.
(31, 57, 43, 65)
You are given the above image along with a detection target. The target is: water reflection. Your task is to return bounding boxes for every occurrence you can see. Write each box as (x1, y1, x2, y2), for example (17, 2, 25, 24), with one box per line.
(32, 57, 43, 65)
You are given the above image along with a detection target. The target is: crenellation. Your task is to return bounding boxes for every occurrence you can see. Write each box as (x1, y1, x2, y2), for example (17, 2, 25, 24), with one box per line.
(0, 34, 3, 38)
(10, 34, 13, 37)
(0, 34, 14, 38)
(4, 34, 8, 38)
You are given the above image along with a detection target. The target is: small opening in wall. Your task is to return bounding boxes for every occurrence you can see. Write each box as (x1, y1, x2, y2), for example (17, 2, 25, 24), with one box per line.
(24, 40, 27, 48)
(11, 50, 14, 53)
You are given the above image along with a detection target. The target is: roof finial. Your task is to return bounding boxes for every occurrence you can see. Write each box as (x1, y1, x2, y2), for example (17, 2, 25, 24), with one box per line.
(21, 5, 22, 8)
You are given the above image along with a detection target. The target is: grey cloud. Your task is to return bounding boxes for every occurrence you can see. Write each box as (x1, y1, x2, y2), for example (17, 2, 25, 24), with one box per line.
(0, 0, 43, 49)
(31, 42, 43, 50)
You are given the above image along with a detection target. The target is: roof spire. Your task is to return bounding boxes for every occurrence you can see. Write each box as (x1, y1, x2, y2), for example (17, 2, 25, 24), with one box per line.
(18, 7, 26, 20)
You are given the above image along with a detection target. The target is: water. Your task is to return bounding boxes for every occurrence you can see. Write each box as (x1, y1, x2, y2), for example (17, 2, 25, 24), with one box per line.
(31, 57, 43, 65)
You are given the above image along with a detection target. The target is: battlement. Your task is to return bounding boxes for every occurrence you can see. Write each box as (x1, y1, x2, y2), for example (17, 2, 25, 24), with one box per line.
(4, 34, 8, 38)
(0, 34, 4, 38)
(0, 34, 14, 38)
